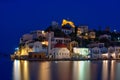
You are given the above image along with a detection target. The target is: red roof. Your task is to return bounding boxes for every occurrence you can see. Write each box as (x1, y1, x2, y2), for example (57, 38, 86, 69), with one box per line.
(54, 43, 67, 48)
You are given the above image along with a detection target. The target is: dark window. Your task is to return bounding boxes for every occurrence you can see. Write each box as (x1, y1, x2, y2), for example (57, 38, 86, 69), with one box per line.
(34, 55, 37, 58)
(39, 55, 41, 58)
(29, 55, 32, 58)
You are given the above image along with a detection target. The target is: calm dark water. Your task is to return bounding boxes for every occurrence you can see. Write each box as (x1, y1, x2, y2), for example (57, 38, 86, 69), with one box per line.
(1, 57, 120, 80)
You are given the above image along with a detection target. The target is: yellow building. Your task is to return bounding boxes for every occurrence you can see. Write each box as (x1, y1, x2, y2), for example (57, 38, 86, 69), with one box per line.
(68, 41, 79, 53)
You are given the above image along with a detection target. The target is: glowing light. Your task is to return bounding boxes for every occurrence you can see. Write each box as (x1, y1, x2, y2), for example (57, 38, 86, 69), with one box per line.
(102, 60, 108, 80)
(78, 61, 90, 80)
(62, 19, 75, 28)
(114, 29, 116, 32)
(15, 47, 19, 51)
(110, 60, 115, 80)
(21, 48, 28, 55)
(39, 62, 51, 80)
(13, 60, 30, 80)
(73, 48, 89, 55)
(13, 60, 21, 80)
(42, 41, 48, 46)
(42, 30, 45, 34)
(85, 33, 88, 36)
(111, 53, 116, 58)
(102, 53, 108, 56)
(20, 46, 33, 55)
(23, 61, 29, 80)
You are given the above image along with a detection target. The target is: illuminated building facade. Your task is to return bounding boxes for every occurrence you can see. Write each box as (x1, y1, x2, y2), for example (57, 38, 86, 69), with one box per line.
(13, 19, 120, 60)
(89, 31, 96, 39)
(73, 48, 89, 57)
(77, 26, 88, 36)
(16, 30, 48, 57)
(47, 31, 71, 55)
(51, 43, 70, 59)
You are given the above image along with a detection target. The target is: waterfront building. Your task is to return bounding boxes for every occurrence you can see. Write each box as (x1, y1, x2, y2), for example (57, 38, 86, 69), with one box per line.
(100, 47, 108, 59)
(47, 31, 71, 55)
(107, 46, 120, 59)
(90, 47, 101, 59)
(108, 46, 115, 58)
(15, 40, 48, 58)
(32, 41, 47, 53)
(115, 47, 120, 59)
(89, 46, 120, 59)
(51, 43, 70, 59)
(73, 47, 89, 58)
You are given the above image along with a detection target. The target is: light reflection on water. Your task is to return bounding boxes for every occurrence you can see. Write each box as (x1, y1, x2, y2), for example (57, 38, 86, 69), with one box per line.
(13, 60, 29, 80)
(38, 62, 51, 80)
(13, 60, 120, 80)
(102, 60, 108, 80)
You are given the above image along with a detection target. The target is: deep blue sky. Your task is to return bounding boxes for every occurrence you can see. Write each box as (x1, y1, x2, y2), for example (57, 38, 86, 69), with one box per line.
(0, 0, 120, 54)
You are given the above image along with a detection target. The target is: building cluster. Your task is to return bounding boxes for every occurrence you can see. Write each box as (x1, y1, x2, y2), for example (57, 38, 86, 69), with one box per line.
(13, 19, 120, 60)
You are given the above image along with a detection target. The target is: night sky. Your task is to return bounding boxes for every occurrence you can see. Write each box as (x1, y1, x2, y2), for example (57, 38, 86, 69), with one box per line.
(0, 0, 120, 54)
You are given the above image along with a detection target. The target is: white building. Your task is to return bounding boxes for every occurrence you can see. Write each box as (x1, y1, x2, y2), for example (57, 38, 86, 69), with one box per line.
(51, 37, 71, 48)
(73, 48, 89, 58)
(47, 31, 71, 55)
(51, 43, 70, 59)
(18, 41, 48, 56)
(90, 46, 120, 59)
(108, 46, 115, 58)
(33, 41, 47, 53)
(115, 47, 120, 59)
(108, 46, 120, 59)
(20, 34, 33, 43)
(100, 47, 108, 59)
(20, 30, 47, 44)
(90, 47, 101, 59)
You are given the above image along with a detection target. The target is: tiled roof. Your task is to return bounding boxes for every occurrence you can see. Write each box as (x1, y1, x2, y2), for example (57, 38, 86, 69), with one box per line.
(54, 43, 67, 48)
